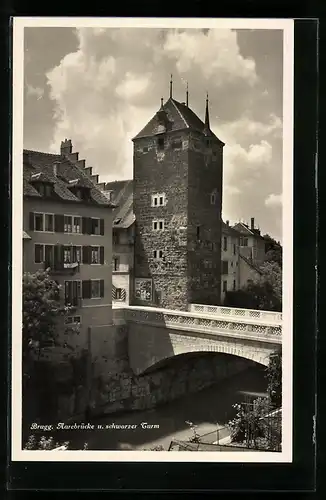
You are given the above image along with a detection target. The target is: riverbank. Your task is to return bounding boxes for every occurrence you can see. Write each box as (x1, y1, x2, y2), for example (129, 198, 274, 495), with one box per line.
(26, 365, 268, 451)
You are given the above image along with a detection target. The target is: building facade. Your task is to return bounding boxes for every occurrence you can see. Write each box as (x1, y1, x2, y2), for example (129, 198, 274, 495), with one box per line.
(233, 218, 266, 266)
(23, 141, 115, 353)
(103, 180, 135, 306)
(132, 93, 224, 311)
(221, 221, 240, 302)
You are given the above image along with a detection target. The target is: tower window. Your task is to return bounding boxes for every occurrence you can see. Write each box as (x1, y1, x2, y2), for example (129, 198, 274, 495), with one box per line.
(210, 192, 217, 205)
(151, 193, 166, 207)
(153, 249, 163, 260)
(152, 219, 165, 231)
(157, 137, 165, 150)
(196, 226, 201, 240)
(223, 236, 228, 251)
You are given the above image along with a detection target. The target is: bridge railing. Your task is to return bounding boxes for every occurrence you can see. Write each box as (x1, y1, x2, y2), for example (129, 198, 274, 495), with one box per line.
(120, 306, 282, 343)
(188, 304, 282, 323)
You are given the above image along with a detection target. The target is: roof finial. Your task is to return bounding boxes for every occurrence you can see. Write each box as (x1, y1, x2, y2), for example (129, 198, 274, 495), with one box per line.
(186, 81, 189, 107)
(204, 91, 210, 132)
(170, 74, 173, 98)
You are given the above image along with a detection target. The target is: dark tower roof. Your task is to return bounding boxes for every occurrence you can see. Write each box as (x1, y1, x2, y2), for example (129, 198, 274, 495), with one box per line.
(132, 97, 224, 146)
(204, 93, 210, 135)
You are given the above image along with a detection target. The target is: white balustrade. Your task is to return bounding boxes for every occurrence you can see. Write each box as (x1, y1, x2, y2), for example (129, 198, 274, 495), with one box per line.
(188, 304, 282, 324)
(113, 305, 282, 344)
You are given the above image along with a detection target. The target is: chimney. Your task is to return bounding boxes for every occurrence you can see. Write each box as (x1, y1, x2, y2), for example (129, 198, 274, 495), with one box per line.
(226, 220, 229, 226)
(60, 138, 72, 156)
(53, 162, 59, 177)
(250, 217, 255, 230)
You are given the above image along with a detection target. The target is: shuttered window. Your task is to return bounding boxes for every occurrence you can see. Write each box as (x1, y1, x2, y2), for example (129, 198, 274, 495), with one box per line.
(65, 280, 81, 306)
(34, 244, 43, 264)
(222, 260, 228, 274)
(114, 287, 126, 301)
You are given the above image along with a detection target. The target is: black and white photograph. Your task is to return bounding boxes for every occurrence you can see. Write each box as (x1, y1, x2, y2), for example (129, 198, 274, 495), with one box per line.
(12, 18, 294, 462)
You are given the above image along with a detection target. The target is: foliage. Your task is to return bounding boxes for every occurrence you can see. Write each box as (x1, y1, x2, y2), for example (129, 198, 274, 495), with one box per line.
(227, 397, 281, 450)
(24, 434, 70, 450)
(23, 269, 79, 361)
(266, 350, 282, 407)
(224, 261, 282, 312)
(263, 234, 282, 267)
(24, 435, 89, 451)
(185, 420, 201, 443)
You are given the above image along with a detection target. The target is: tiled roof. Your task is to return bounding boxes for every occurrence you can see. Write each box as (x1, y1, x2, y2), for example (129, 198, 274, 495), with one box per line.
(23, 149, 115, 207)
(233, 222, 263, 239)
(133, 98, 224, 145)
(104, 179, 135, 229)
(222, 222, 240, 238)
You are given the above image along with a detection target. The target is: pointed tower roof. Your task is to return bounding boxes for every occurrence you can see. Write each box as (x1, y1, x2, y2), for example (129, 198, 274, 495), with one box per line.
(203, 92, 210, 135)
(132, 97, 224, 145)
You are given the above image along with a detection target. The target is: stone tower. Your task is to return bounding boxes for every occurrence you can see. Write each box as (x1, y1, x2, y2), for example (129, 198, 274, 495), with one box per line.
(132, 84, 224, 311)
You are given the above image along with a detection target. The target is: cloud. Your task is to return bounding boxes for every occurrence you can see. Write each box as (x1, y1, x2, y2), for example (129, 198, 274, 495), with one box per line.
(26, 83, 44, 100)
(219, 113, 282, 141)
(45, 27, 260, 180)
(265, 193, 282, 207)
(35, 26, 283, 240)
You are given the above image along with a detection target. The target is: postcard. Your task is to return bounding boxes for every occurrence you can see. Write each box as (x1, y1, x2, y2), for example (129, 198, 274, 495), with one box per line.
(12, 17, 294, 463)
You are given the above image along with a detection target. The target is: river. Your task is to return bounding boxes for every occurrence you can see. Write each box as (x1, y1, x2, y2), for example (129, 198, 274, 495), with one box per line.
(55, 365, 268, 451)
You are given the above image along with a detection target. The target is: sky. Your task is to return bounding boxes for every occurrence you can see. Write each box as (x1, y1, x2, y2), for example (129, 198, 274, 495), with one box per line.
(23, 26, 284, 242)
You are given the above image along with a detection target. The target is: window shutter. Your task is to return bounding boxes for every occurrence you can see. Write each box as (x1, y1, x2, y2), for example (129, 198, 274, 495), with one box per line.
(100, 219, 104, 236)
(112, 285, 116, 300)
(88, 217, 93, 235)
(29, 212, 34, 231)
(121, 288, 126, 301)
(82, 246, 91, 264)
(82, 217, 87, 234)
(100, 279, 104, 298)
(82, 280, 91, 299)
(100, 246, 104, 264)
(72, 246, 77, 262)
(54, 214, 64, 232)
(34, 244, 43, 263)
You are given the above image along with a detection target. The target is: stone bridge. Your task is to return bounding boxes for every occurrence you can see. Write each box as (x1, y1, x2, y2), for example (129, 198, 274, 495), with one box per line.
(112, 305, 282, 375)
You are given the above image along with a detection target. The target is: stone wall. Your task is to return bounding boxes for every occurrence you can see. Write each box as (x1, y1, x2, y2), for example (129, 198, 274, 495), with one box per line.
(89, 352, 252, 417)
(133, 132, 190, 311)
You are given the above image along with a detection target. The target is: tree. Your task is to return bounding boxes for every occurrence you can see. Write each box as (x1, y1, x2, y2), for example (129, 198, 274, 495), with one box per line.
(266, 350, 282, 407)
(263, 234, 282, 267)
(224, 260, 282, 311)
(23, 269, 77, 362)
(22, 270, 81, 442)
